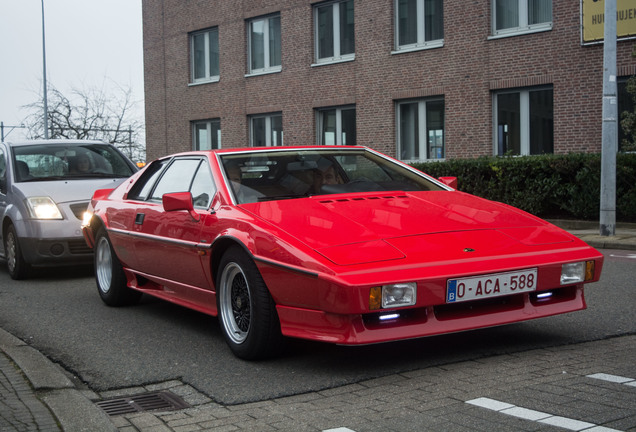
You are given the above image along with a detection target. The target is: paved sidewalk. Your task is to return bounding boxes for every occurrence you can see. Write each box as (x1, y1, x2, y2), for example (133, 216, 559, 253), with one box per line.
(1, 225, 635, 431)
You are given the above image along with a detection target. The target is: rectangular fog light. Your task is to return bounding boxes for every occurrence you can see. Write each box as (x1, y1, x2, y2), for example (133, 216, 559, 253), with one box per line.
(382, 283, 416, 308)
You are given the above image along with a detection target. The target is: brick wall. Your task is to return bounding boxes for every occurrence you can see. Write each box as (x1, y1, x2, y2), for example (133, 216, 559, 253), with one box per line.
(142, 0, 636, 162)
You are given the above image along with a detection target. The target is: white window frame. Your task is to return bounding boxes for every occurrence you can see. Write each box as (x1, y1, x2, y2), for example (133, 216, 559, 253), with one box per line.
(396, 98, 445, 162)
(393, 0, 444, 54)
(250, 113, 283, 147)
(492, 86, 553, 156)
(316, 106, 356, 146)
(490, 0, 552, 39)
(190, 28, 220, 85)
(247, 14, 282, 76)
(313, 0, 355, 66)
(192, 119, 221, 150)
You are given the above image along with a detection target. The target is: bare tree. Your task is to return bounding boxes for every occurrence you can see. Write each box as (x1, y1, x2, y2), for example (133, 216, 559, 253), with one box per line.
(22, 83, 145, 162)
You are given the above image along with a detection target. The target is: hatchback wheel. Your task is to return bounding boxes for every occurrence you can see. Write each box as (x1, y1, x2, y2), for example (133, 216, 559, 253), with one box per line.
(95, 228, 141, 306)
(217, 246, 284, 359)
(4, 224, 30, 280)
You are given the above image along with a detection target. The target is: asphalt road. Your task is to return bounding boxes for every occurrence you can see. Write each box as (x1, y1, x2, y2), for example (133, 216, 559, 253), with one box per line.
(0, 250, 634, 405)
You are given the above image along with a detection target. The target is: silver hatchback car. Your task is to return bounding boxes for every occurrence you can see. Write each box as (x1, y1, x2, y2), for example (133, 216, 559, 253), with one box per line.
(0, 139, 138, 279)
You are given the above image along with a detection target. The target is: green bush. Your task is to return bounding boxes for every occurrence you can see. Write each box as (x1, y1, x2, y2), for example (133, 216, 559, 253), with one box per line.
(412, 153, 636, 222)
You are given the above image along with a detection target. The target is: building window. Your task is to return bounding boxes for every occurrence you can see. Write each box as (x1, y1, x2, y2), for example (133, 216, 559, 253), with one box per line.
(247, 14, 281, 75)
(314, 0, 355, 64)
(193, 120, 221, 150)
(190, 28, 220, 84)
(250, 113, 283, 147)
(492, 0, 552, 37)
(494, 87, 553, 156)
(394, 0, 443, 52)
(397, 99, 445, 161)
(317, 106, 356, 145)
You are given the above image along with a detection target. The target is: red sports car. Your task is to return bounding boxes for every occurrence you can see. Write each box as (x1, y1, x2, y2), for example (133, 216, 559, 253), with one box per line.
(82, 146, 603, 359)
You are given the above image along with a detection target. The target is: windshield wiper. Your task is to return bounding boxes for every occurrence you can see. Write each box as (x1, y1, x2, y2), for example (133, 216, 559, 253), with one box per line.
(257, 193, 308, 202)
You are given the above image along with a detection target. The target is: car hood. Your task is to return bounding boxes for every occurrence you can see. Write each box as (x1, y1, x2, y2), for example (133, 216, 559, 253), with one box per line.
(243, 191, 576, 265)
(13, 178, 127, 204)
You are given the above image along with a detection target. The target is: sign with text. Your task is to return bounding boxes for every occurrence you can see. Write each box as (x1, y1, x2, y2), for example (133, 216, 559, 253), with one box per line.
(582, 0, 636, 43)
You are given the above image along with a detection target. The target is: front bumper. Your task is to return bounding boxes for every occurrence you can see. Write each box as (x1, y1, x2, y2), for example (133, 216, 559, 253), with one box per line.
(19, 236, 93, 266)
(276, 284, 586, 344)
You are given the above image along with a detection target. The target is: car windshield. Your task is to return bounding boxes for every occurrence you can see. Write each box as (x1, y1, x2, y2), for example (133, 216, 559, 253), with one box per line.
(219, 148, 445, 204)
(12, 143, 135, 182)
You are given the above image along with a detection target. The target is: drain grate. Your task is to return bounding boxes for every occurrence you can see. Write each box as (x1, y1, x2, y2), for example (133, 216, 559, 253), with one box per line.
(96, 391, 190, 416)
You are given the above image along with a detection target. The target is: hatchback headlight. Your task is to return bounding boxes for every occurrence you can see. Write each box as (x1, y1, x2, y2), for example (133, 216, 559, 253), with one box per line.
(26, 197, 63, 220)
(561, 261, 595, 285)
(370, 283, 417, 310)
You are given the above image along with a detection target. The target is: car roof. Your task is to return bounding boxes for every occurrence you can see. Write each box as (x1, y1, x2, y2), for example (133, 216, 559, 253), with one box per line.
(3, 139, 109, 148)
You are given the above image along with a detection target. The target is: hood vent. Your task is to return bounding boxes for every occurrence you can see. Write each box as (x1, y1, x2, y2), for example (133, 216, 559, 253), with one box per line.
(319, 194, 408, 204)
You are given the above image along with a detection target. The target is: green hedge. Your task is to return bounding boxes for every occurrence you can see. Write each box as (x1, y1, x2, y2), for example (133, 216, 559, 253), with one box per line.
(411, 153, 636, 222)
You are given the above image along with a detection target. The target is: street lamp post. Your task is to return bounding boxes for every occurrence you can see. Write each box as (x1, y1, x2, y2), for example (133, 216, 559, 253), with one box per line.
(41, 0, 49, 139)
(600, 0, 617, 236)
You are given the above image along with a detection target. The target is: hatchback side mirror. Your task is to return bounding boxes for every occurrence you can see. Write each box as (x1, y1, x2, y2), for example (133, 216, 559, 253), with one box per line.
(162, 192, 200, 221)
(438, 176, 458, 190)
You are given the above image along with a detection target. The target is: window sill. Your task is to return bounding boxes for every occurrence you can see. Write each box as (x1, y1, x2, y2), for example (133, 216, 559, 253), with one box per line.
(311, 55, 355, 68)
(245, 67, 282, 78)
(188, 77, 220, 87)
(488, 24, 552, 40)
(391, 40, 444, 55)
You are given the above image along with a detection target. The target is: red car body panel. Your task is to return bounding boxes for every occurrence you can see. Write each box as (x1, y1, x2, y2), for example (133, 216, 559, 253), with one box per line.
(82, 146, 604, 346)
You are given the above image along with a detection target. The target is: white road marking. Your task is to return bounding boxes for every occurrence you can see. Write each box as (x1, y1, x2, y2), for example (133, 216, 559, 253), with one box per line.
(323, 429, 357, 432)
(587, 373, 636, 386)
(466, 397, 623, 431)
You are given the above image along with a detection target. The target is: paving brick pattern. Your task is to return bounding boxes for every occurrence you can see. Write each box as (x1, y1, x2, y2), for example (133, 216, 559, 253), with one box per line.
(0, 352, 60, 432)
(103, 336, 636, 432)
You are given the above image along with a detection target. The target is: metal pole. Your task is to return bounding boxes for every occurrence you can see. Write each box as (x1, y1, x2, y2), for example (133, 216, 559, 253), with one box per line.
(600, 0, 617, 236)
(41, 0, 49, 139)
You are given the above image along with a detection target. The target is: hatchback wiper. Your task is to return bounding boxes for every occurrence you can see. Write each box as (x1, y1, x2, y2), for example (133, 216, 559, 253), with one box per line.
(257, 193, 308, 202)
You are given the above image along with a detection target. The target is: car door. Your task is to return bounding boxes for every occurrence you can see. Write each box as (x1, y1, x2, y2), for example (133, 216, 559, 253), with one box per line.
(132, 157, 217, 290)
(0, 146, 7, 255)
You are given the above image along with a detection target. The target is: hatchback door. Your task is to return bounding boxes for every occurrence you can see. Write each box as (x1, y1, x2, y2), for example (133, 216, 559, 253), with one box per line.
(131, 157, 217, 290)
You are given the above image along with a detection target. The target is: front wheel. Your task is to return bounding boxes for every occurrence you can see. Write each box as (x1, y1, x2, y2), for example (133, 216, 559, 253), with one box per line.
(217, 246, 284, 360)
(94, 228, 141, 306)
(4, 224, 30, 280)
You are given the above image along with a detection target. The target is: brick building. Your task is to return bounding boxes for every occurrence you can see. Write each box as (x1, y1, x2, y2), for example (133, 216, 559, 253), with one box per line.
(141, 0, 636, 162)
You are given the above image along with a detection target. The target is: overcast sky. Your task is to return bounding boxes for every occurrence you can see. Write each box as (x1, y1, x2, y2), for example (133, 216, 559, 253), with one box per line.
(0, 0, 144, 141)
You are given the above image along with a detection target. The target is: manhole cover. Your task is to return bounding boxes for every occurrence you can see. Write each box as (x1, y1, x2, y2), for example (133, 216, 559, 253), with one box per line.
(96, 391, 190, 416)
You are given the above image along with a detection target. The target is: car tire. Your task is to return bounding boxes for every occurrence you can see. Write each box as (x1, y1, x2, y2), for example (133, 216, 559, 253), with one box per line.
(94, 227, 141, 306)
(4, 224, 30, 280)
(217, 246, 284, 360)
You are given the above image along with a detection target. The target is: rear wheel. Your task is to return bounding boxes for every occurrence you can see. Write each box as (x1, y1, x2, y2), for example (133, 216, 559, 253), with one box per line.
(4, 224, 30, 280)
(217, 246, 284, 359)
(95, 228, 141, 306)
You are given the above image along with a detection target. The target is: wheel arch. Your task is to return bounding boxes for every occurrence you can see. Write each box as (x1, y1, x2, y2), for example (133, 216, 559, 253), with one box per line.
(209, 236, 253, 290)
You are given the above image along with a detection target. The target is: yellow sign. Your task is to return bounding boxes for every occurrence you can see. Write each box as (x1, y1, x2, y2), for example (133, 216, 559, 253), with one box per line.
(582, 0, 636, 43)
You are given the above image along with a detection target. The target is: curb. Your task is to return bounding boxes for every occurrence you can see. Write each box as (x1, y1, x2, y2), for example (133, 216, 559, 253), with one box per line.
(0, 328, 117, 432)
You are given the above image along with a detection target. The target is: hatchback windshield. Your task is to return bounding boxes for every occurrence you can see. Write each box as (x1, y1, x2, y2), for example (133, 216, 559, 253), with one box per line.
(12, 143, 135, 182)
(219, 148, 444, 204)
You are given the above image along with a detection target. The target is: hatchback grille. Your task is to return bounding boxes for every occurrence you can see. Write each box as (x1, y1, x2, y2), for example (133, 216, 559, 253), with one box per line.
(96, 391, 190, 416)
(68, 239, 92, 255)
(69, 202, 89, 220)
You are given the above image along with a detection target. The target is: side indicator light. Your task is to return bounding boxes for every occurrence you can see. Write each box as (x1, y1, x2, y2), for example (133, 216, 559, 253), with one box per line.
(585, 261, 595, 282)
(369, 287, 382, 310)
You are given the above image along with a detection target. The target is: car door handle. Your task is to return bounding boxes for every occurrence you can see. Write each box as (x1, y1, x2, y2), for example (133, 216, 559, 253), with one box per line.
(135, 213, 145, 225)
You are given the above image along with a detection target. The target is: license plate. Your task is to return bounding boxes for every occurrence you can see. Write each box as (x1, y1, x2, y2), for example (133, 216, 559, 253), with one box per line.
(446, 268, 538, 303)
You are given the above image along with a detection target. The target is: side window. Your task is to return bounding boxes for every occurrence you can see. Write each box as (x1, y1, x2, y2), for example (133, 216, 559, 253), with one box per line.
(150, 159, 202, 201)
(0, 148, 6, 193)
(128, 159, 169, 201)
(190, 162, 216, 208)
